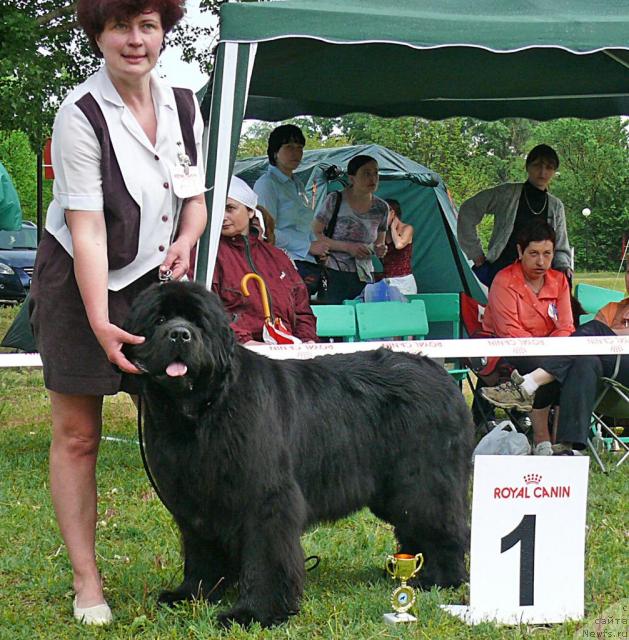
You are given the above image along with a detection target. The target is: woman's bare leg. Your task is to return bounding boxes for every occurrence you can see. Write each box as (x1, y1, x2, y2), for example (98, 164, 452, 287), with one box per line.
(49, 391, 106, 607)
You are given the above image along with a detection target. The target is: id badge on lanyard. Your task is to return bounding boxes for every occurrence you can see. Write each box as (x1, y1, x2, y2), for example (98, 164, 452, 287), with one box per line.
(170, 141, 204, 198)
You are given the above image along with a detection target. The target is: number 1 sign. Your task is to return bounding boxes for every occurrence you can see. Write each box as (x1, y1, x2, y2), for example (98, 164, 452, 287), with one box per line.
(467, 455, 590, 624)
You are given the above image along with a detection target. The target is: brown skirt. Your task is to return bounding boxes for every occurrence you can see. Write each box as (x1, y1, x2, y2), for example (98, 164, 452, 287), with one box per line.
(29, 231, 159, 395)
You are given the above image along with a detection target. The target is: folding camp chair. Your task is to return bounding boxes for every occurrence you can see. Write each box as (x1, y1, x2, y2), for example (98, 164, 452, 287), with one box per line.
(587, 355, 629, 473)
(311, 304, 357, 342)
(355, 300, 428, 340)
(459, 293, 531, 433)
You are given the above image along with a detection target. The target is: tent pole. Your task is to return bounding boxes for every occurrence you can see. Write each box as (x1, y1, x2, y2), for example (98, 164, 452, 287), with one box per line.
(36, 150, 43, 244)
(195, 41, 257, 286)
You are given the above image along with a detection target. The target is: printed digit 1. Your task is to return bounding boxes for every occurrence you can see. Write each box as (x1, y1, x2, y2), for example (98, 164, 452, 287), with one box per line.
(500, 514, 536, 606)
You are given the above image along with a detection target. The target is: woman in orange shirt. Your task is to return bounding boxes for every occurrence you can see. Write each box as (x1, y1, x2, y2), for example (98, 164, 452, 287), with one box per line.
(482, 258, 629, 455)
(480, 221, 574, 454)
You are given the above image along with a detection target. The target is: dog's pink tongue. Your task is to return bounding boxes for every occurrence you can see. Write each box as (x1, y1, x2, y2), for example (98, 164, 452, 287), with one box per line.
(166, 362, 188, 377)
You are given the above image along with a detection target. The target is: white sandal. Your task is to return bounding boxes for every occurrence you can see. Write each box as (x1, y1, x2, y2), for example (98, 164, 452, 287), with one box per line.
(73, 596, 113, 625)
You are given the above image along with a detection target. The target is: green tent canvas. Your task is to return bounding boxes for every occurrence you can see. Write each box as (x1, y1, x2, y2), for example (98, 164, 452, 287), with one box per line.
(195, 0, 629, 286)
(234, 143, 485, 302)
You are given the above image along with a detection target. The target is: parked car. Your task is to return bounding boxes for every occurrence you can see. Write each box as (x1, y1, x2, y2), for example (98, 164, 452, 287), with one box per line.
(0, 221, 37, 303)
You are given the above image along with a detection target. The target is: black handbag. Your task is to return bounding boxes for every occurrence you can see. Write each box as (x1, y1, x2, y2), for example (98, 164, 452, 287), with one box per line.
(315, 191, 343, 295)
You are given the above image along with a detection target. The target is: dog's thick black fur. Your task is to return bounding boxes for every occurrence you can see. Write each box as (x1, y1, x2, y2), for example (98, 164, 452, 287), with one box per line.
(123, 281, 474, 628)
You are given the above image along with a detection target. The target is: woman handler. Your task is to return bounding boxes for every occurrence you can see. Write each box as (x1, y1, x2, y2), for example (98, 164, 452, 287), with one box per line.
(29, 0, 206, 624)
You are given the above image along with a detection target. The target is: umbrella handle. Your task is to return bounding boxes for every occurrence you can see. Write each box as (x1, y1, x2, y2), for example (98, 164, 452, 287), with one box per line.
(241, 273, 272, 322)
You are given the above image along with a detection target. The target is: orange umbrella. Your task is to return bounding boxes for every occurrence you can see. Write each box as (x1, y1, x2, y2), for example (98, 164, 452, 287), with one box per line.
(240, 273, 302, 344)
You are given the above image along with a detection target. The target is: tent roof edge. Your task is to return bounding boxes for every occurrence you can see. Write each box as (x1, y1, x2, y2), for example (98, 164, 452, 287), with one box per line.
(218, 36, 629, 56)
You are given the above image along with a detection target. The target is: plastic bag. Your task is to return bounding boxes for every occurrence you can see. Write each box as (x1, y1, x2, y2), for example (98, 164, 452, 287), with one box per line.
(360, 279, 407, 303)
(472, 420, 531, 458)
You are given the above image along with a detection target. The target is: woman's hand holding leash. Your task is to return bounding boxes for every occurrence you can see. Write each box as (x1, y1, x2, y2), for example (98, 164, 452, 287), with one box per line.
(161, 237, 193, 281)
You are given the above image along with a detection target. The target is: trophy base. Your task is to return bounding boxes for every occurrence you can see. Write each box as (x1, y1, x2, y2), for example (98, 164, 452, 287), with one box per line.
(383, 612, 417, 625)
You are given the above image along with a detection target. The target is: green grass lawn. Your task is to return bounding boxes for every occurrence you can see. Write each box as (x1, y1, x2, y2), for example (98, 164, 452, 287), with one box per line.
(0, 273, 627, 638)
(574, 270, 627, 292)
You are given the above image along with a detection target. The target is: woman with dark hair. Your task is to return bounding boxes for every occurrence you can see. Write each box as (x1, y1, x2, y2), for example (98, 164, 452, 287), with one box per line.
(254, 124, 330, 294)
(382, 198, 417, 295)
(312, 155, 388, 303)
(480, 220, 574, 454)
(457, 144, 571, 287)
(28, 0, 207, 624)
(482, 259, 629, 456)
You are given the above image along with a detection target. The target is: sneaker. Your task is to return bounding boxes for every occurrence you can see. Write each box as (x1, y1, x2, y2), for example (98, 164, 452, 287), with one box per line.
(479, 370, 534, 412)
(552, 443, 582, 456)
(533, 441, 553, 456)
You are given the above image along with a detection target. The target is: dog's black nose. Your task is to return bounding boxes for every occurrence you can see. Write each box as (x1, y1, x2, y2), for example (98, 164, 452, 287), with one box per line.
(169, 326, 192, 343)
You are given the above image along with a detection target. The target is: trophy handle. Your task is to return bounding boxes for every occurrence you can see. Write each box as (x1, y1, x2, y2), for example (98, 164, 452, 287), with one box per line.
(410, 553, 424, 579)
(385, 555, 397, 577)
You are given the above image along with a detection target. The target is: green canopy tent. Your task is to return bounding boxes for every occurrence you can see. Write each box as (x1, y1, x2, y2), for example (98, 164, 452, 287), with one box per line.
(195, 0, 629, 286)
(234, 143, 485, 301)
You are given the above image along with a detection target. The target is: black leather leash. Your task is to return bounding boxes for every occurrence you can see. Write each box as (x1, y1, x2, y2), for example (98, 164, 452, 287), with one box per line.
(136, 396, 173, 513)
(133, 269, 176, 512)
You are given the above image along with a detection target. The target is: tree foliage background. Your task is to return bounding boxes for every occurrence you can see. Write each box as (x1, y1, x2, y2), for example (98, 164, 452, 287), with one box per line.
(1, 0, 626, 270)
(239, 115, 628, 271)
(0, 0, 223, 150)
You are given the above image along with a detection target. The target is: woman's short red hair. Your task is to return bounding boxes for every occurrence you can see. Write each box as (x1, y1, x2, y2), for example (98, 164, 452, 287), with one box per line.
(77, 0, 185, 57)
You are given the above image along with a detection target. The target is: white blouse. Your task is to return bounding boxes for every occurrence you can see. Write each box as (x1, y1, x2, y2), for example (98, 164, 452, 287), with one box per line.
(46, 66, 205, 291)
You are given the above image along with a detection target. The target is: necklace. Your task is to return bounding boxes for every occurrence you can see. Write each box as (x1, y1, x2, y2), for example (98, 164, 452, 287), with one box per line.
(523, 188, 548, 216)
(525, 278, 544, 295)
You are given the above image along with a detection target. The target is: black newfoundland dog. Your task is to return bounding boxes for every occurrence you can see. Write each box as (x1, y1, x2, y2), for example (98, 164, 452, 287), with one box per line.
(123, 281, 473, 628)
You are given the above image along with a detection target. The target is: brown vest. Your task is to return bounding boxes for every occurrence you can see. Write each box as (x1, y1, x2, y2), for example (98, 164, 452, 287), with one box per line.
(75, 88, 197, 269)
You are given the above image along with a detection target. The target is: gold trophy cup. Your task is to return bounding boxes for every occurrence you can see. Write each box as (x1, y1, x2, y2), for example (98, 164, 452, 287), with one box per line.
(383, 552, 424, 624)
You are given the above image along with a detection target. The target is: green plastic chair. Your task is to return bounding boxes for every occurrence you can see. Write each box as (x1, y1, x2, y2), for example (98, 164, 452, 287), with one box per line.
(355, 300, 428, 340)
(406, 293, 468, 382)
(405, 293, 461, 338)
(575, 283, 624, 314)
(312, 304, 357, 341)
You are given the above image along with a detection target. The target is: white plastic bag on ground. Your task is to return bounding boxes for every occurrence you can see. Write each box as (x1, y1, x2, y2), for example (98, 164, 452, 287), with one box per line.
(472, 420, 531, 458)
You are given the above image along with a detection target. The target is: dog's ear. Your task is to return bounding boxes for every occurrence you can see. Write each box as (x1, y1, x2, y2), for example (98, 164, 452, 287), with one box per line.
(200, 290, 237, 374)
(215, 321, 236, 369)
(123, 283, 161, 335)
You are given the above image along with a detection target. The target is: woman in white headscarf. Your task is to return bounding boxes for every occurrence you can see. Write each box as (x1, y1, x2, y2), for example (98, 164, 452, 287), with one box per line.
(212, 176, 317, 344)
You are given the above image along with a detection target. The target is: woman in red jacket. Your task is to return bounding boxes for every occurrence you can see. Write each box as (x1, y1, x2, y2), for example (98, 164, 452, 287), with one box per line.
(212, 177, 317, 344)
(480, 220, 574, 455)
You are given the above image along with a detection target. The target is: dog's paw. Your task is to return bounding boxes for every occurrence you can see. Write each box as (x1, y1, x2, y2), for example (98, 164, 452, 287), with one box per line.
(157, 588, 192, 606)
(217, 606, 290, 629)
(410, 566, 467, 591)
(217, 606, 257, 628)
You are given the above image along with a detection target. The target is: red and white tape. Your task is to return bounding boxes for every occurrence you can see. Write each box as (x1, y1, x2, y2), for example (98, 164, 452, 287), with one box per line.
(1, 335, 627, 368)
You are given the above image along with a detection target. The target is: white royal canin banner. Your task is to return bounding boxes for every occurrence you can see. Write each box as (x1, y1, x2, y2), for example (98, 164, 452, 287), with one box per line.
(443, 455, 590, 625)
